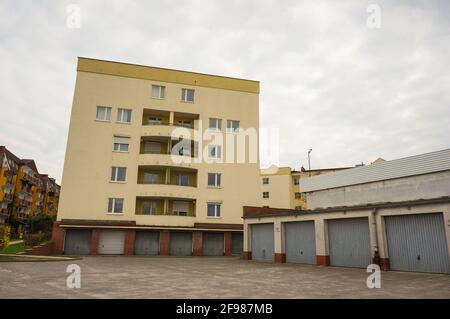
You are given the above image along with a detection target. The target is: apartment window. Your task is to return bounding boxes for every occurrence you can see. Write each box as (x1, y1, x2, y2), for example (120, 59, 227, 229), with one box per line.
(177, 120, 192, 128)
(111, 167, 126, 182)
(295, 192, 301, 199)
(147, 117, 162, 125)
(96, 106, 111, 121)
(143, 173, 159, 184)
(117, 108, 132, 123)
(262, 177, 269, 184)
(175, 174, 189, 186)
(227, 120, 240, 133)
(152, 85, 165, 99)
(293, 178, 299, 185)
(173, 201, 189, 216)
(208, 145, 221, 159)
(144, 141, 161, 154)
(208, 173, 221, 187)
(142, 201, 157, 215)
(108, 198, 123, 213)
(209, 118, 222, 131)
(207, 202, 221, 217)
(113, 136, 130, 152)
(181, 88, 195, 102)
(263, 192, 269, 199)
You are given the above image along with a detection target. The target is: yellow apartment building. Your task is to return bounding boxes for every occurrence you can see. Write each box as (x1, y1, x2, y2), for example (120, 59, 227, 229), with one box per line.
(53, 57, 261, 256)
(260, 165, 350, 209)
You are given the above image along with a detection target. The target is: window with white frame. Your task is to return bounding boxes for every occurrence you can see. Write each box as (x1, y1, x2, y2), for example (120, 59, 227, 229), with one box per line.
(96, 106, 111, 121)
(142, 201, 157, 215)
(175, 174, 189, 186)
(108, 198, 123, 213)
(207, 202, 221, 217)
(227, 120, 240, 133)
(181, 88, 195, 102)
(208, 145, 221, 159)
(110, 167, 126, 182)
(208, 173, 221, 187)
(117, 108, 132, 123)
(152, 85, 165, 99)
(143, 172, 160, 184)
(113, 136, 130, 152)
(209, 118, 222, 131)
(177, 120, 192, 128)
(262, 177, 269, 184)
(263, 192, 269, 198)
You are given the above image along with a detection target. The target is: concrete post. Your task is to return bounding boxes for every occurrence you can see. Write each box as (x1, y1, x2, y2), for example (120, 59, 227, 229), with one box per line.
(274, 220, 285, 263)
(243, 221, 252, 260)
(315, 218, 330, 266)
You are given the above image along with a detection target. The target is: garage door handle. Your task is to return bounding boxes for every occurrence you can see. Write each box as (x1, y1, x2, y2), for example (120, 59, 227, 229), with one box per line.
(417, 255, 421, 261)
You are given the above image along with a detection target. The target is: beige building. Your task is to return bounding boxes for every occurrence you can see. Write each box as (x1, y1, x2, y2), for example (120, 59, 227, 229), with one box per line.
(53, 57, 260, 256)
(260, 165, 349, 210)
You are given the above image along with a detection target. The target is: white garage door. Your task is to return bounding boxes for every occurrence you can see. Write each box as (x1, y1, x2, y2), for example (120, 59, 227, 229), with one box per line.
(98, 231, 125, 255)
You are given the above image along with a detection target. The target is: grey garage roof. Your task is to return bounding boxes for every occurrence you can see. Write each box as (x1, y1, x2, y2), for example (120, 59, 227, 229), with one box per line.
(300, 148, 450, 192)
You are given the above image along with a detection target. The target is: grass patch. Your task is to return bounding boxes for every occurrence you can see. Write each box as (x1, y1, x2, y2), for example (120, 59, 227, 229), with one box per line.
(0, 241, 29, 254)
(0, 254, 81, 262)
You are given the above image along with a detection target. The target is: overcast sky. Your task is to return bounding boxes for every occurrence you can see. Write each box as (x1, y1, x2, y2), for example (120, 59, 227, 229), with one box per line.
(1, 0, 449, 183)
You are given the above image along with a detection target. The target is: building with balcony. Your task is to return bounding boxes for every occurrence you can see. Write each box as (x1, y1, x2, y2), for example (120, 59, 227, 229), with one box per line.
(53, 57, 260, 257)
(260, 165, 351, 210)
(0, 146, 60, 227)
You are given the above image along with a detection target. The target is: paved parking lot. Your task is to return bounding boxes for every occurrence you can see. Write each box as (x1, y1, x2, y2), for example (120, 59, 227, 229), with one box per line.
(1, 256, 449, 298)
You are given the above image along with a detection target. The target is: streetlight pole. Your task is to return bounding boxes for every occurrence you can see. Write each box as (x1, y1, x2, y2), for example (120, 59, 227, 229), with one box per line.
(308, 149, 312, 177)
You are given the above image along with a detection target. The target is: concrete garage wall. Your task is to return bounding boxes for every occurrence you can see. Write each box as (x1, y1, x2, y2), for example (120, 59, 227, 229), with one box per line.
(306, 171, 450, 209)
(243, 202, 450, 273)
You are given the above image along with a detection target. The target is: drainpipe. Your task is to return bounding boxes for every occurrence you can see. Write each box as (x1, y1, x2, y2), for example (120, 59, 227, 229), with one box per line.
(371, 208, 380, 265)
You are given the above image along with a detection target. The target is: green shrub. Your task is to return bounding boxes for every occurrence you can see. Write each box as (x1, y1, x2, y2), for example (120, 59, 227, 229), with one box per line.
(24, 231, 49, 247)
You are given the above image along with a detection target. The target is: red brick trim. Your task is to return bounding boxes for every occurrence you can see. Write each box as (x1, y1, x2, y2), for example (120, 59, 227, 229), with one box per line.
(316, 255, 330, 266)
(51, 222, 64, 255)
(224, 232, 232, 256)
(242, 251, 252, 260)
(275, 253, 286, 263)
(192, 231, 203, 256)
(90, 229, 100, 255)
(159, 230, 170, 256)
(124, 229, 135, 256)
(380, 258, 390, 271)
(61, 219, 136, 227)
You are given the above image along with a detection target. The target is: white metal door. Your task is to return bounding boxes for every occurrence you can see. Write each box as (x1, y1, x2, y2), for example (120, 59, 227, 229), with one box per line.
(98, 231, 125, 255)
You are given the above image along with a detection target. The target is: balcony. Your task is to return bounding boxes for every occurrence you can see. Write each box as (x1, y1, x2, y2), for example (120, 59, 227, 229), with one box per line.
(0, 208, 9, 218)
(139, 137, 199, 167)
(142, 109, 199, 139)
(135, 197, 196, 217)
(21, 173, 36, 184)
(16, 211, 28, 221)
(17, 199, 32, 207)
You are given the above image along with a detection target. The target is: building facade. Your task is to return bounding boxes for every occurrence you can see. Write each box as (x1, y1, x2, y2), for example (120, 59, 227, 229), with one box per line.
(260, 165, 349, 210)
(0, 146, 60, 228)
(245, 149, 450, 274)
(53, 57, 260, 257)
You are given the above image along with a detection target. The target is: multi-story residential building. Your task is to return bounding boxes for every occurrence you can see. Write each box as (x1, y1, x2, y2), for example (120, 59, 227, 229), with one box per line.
(260, 165, 350, 209)
(0, 146, 60, 228)
(53, 57, 260, 256)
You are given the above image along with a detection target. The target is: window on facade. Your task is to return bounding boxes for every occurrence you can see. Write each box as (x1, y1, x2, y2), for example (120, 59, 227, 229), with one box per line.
(152, 85, 165, 99)
(293, 178, 299, 185)
(181, 88, 195, 102)
(108, 198, 123, 213)
(209, 118, 222, 131)
(96, 106, 111, 121)
(113, 136, 130, 152)
(263, 192, 269, 198)
(144, 141, 161, 154)
(117, 108, 132, 123)
(111, 167, 126, 182)
(173, 201, 189, 216)
(262, 177, 269, 184)
(208, 173, 221, 187)
(207, 203, 221, 217)
(177, 120, 192, 128)
(143, 173, 159, 184)
(175, 174, 189, 186)
(148, 117, 162, 125)
(295, 192, 301, 199)
(142, 201, 157, 215)
(227, 120, 240, 133)
(208, 145, 221, 159)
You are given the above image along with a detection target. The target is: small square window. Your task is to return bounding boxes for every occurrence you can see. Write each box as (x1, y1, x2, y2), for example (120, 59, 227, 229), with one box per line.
(111, 167, 127, 182)
(263, 192, 269, 199)
(113, 136, 130, 152)
(209, 118, 222, 131)
(262, 177, 269, 184)
(227, 120, 240, 133)
(293, 178, 299, 185)
(96, 106, 111, 121)
(181, 88, 195, 102)
(207, 203, 221, 217)
(208, 173, 221, 187)
(117, 108, 132, 123)
(208, 145, 221, 159)
(108, 198, 123, 213)
(295, 192, 301, 199)
(152, 85, 165, 99)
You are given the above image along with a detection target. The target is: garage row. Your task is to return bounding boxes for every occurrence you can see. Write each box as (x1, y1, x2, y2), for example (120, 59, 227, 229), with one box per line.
(63, 230, 243, 257)
(248, 213, 450, 274)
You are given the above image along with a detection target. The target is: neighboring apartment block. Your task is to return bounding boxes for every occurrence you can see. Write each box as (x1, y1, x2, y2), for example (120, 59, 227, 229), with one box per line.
(0, 146, 60, 227)
(53, 57, 260, 257)
(260, 165, 350, 209)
